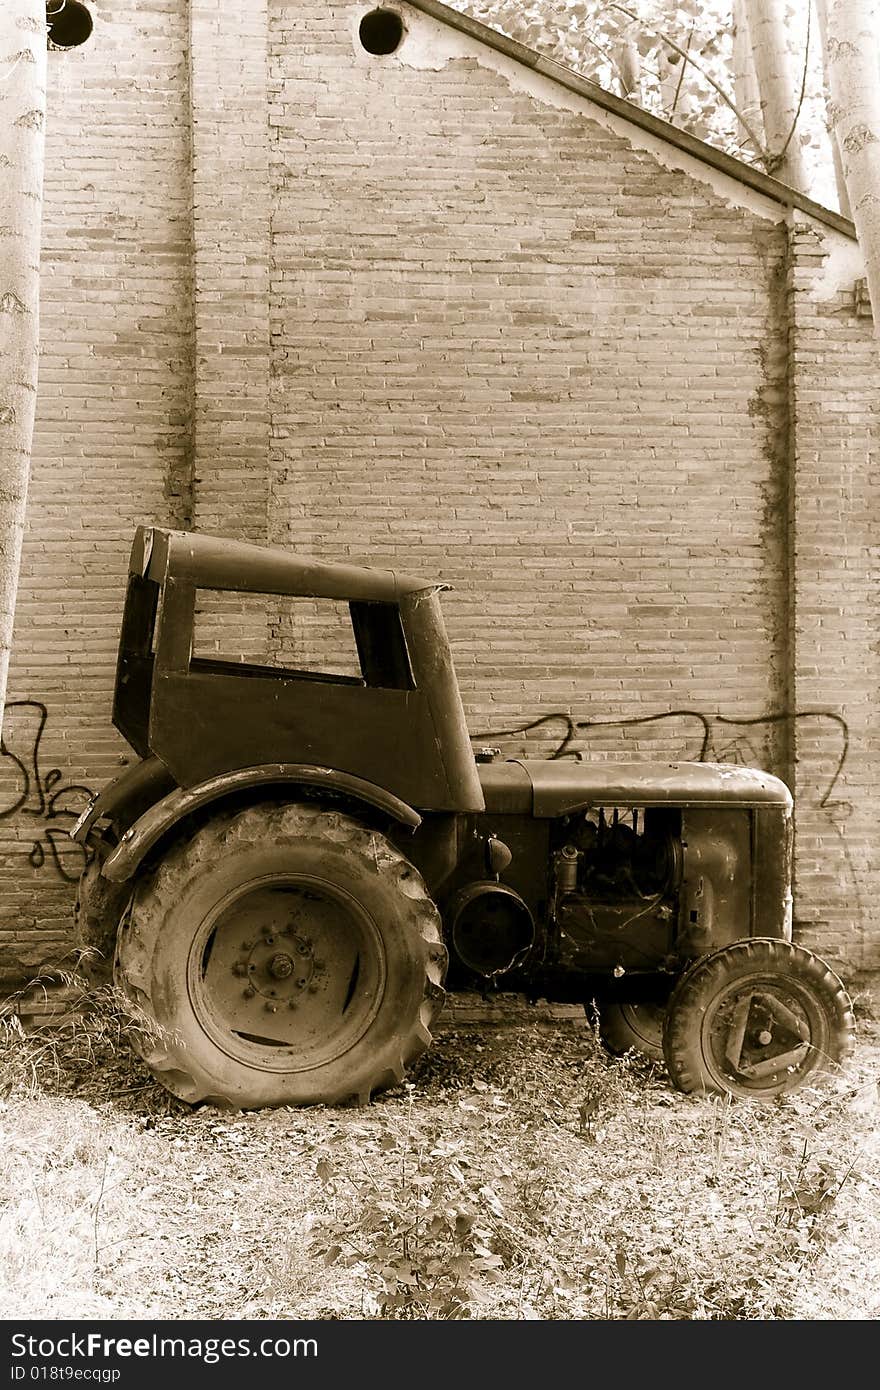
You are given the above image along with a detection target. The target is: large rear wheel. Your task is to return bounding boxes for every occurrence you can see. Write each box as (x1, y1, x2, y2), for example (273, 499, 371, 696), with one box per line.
(74, 848, 133, 984)
(114, 802, 447, 1108)
(662, 939, 854, 1099)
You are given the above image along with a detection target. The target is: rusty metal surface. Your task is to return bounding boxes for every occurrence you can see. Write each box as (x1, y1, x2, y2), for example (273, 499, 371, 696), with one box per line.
(398, 587, 484, 812)
(71, 754, 175, 844)
(112, 528, 485, 815)
(509, 759, 792, 816)
(186, 875, 385, 1065)
(677, 808, 753, 957)
(100, 763, 423, 882)
(751, 805, 794, 939)
(150, 672, 460, 805)
(135, 525, 440, 600)
(478, 760, 533, 814)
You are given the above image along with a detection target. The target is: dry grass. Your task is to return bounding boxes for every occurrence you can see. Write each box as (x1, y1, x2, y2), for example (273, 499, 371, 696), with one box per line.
(1, 978, 879, 1321)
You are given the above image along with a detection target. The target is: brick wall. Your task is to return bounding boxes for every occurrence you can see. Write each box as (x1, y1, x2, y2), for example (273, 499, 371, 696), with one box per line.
(189, 0, 270, 543)
(788, 221, 880, 971)
(268, 4, 789, 769)
(2, 0, 879, 985)
(264, 1, 880, 975)
(0, 0, 191, 978)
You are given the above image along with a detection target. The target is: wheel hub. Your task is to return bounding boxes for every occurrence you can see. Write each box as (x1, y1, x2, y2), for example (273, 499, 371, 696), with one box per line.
(235, 924, 322, 1006)
(719, 988, 810, 1081)
(269, 952, 294, 979)
(189, 876, 386, 1071)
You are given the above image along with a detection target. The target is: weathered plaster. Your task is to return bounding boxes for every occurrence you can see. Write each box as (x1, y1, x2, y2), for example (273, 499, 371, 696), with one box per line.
(375, 5, 779, 228)
(361, 0, 865, 292)
(804, 226, 867, 300)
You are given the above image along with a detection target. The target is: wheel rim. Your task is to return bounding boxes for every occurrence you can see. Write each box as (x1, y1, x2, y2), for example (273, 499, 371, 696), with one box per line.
(186, 874, 386, 1073)
(698, 972, 827, 1094)
(620, 1002, 665, 1050)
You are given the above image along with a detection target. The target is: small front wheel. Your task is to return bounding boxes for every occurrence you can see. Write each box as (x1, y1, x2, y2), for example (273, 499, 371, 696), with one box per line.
(595, 999, 666, 1062)
(663, 939, 855, 1099)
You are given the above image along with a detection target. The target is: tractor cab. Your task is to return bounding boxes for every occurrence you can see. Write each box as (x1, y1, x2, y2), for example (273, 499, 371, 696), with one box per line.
(113, 526, 483, 812)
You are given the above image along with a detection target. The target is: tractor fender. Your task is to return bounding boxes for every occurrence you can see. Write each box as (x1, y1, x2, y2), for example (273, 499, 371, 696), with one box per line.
(99, 763, 422, 884)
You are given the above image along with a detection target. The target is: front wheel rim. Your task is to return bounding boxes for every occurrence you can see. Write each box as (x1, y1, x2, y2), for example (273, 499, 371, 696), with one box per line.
(620, 1002, 665, 1049)
(699, 972, 827, 1093)
(186, 873, 386, 1073)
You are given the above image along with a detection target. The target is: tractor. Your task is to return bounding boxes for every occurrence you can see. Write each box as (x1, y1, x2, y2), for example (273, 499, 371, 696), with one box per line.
(72, 526, 855, 1107)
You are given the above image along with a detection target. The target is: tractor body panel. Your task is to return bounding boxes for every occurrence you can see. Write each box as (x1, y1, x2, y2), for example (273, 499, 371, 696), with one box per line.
(418, 756, 793, 995)
(95, 764, 423, 883)
(112, 527, 483, 813)
(504, 758, 792, 815)
(82, 526, 794, 1009)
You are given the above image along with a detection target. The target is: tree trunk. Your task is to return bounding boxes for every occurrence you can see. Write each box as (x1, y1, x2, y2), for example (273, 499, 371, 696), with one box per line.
(615, 37, 642, 101)
(0, 1, 46, 742)
(743, 0, 811, 188)
(823, 0, 878, 328)
(732, 0, 766, 154)
(814, 0, 854, 215)
(823, 0, 880, 336)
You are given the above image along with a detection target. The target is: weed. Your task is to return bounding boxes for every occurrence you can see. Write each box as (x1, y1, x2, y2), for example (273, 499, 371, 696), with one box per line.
(0, 1005, 877, 1319)
(0, 965, 180, 1113)
(310, 1092, 517, 1318)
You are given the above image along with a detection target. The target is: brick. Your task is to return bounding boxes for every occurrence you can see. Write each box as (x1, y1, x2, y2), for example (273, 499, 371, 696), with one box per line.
(3, 0, 878, 989)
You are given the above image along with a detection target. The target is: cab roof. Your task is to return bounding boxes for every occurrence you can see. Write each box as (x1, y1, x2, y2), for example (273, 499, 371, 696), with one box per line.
(131, 526, 444, 603)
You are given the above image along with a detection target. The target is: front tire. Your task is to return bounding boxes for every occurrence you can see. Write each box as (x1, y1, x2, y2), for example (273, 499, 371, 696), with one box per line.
(114, 802, 447, 1108)
(663, 939, 855, 1099)
(596, 999, 666, 1062)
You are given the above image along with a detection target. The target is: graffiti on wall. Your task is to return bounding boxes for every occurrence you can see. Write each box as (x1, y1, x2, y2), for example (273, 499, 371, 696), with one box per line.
(472, 706, 849, 812)
(0, 701, 96, 882)
(0, 690, 865, 948)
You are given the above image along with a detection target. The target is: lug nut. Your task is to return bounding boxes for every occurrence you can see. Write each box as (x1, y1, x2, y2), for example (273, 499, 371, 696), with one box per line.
(265, 1003, 278, 1013)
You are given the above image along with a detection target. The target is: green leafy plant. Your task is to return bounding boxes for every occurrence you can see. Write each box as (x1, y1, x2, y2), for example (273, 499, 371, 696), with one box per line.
(310, 1096, 515, 1318)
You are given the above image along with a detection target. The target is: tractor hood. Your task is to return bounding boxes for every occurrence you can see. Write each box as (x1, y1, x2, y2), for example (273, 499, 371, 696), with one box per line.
(482, 759, 792, 817)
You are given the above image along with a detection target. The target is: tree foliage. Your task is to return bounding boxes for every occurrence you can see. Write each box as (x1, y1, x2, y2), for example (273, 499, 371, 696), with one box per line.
(447, 0, 838, 204)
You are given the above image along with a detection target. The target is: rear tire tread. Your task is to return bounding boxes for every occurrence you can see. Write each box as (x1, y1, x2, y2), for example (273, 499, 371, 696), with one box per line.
(114, 803, 447, 1108)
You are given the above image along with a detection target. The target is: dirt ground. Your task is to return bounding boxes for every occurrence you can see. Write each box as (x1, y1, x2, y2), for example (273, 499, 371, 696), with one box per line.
(2, 983, 879, 1322)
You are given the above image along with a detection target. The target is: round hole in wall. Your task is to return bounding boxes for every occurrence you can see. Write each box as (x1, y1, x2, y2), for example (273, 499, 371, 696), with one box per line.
(46, 0, 94, 50)
(359, 8, 405, 56)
